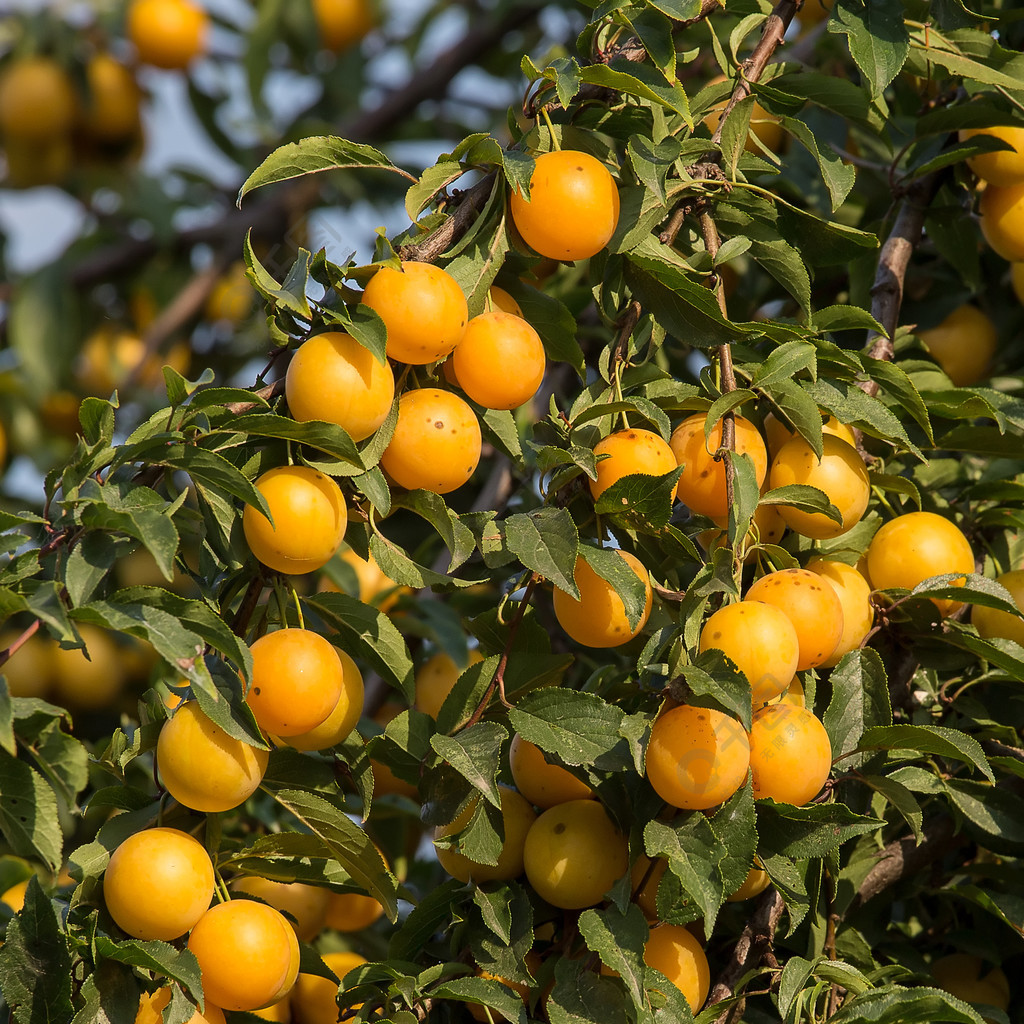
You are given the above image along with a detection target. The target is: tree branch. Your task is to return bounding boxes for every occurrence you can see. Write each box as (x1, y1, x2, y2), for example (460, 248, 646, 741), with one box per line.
(859, 170, 945, 396)
(710, 0, 799, 149)
(69, 2, 545, 289)
(397, 174, 496, 262)
(706, 888, 786, 1022)
(846, 815, 961, 915)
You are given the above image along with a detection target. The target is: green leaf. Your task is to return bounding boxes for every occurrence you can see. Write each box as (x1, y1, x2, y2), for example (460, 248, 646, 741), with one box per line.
(679, 651, 753, 730)
(759, 484, 843, 525)
(504, 282, 585, 376)
(943, 779, 1024, 851)
(504, 508, 579, 597)
(579, 545, 649, 633)
(508, 689, 636, 773)
(748, 341, 817, 391)
(823, 649, 892, 761)
(781, 115, 857, 211)
(0, 878, 74, 1023)
(644, 815, 726, 931)
(0, 751, 62, 870)
(594, 467, 685, 535)
(830, 0, 910, 98)
(910, 27, 1024, 93)
(306, 591, 415, 702)
(481, 407, 524, 463)
(226, 414, 364, 471)
(860, 774, 924, 843)
(579, 62, 691, 123)
(857, 725, 993, 782)
(370, 533, 484, 590)
(747, 237, 812, 314)
(709, 785, 758, 898)
(756, 802, 885, 860)
(578, 905, 653, 1024)
(829, 984, 988, 1023)
(547, 956, 632, 1024)
(264, 788, 399, 921)
(428, 975, 528, 1024)
(624, 245, 740, 349)
(69, 960, 140, 1024)
(812, 304, 885, 335)
(430, 722, 506, 808)
(391, 490, 476, 574)
(92, 938, 202, 998)
(238, 136, 412, 205)
(627, 135, 683, 206)
(389, 879, 465, 962)
(405, 158, 465, 221)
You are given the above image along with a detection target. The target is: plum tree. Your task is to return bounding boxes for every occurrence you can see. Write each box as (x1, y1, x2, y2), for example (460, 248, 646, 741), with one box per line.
(4, 1, 1024, 1022)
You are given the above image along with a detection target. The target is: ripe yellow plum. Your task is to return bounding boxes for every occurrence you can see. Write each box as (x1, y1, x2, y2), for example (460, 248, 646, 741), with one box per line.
(805, 558, 875, 667)
(451, 311, 546, 410)
(670, 413, 768, 520)
(748, 704, 832, 806)
(380, 388, 481, 494)
(243, 465, 348, 576)
(865, 511, 975, 616)
(971, 569, 1024, 645)
(414, 649, 484, 719)
(698, 601, 800, 703)
(769, 434, 870, 540)
(522, 799, 628, 909)
(552, 551, 653, 648)
(509, 734, 594, 808)
(285, 331, 395, 441)
(590, 428, 677, 503)
(644, 923, 711, 1013)
(433, 786, 536, 883)
(918, 305, 997, 387)
(510, 150, 620, 262)
(361, 261, 468, 365)
(646, 703, 751, 810)
(157, 702, 269, 813)
(743, 568, 845, 672)
(103, 828, 214, 941)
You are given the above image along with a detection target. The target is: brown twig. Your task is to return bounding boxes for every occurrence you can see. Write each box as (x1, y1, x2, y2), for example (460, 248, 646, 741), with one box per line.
(697, 210, 738, 514)
(859, 170, 945, 395)
(225, 381, 284, 415)
(230, 575, 266, 637)
(709, 1, 799, 150)
(706, 888, 786, 1023)
(0, 620, 41, 669)
(460, 575, 538, 729)
(397, 175, 496, 263)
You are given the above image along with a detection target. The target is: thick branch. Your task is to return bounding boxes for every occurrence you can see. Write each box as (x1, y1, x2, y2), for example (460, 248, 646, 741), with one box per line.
(397, 174, 496, 262)
(710, 0, 799, 149)
(846, 815, 961, 914)
(707, 888, 786, 1023)
(859, 171, 945, 395)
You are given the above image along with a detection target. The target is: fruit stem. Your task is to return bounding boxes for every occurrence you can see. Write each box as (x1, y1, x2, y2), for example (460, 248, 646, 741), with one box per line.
(290, 584, 305, 630)
(213, 868, 232, 904)
(540, 107, 560, 150)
